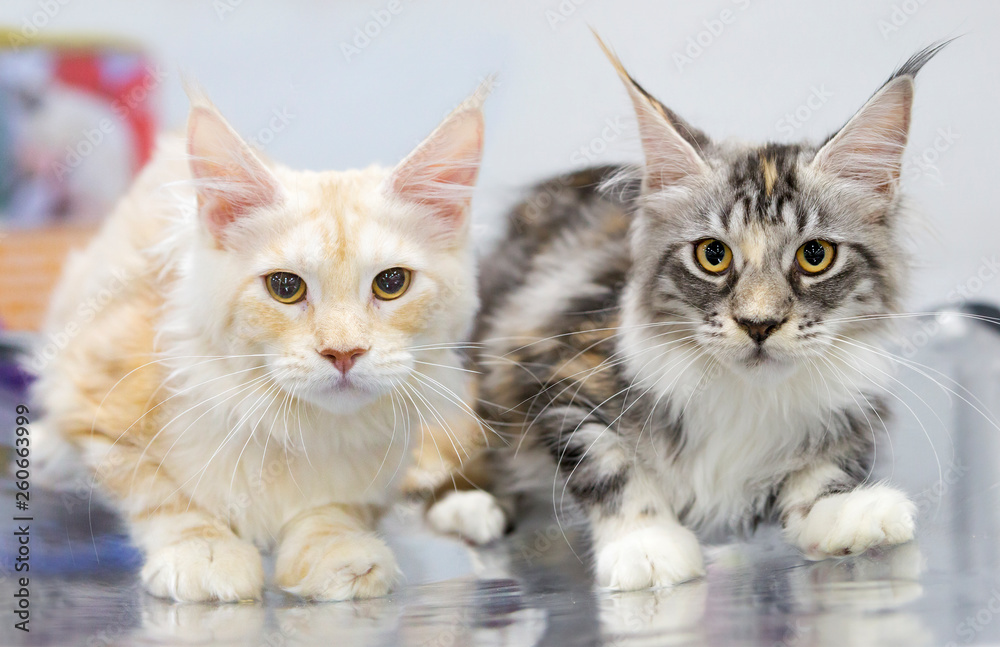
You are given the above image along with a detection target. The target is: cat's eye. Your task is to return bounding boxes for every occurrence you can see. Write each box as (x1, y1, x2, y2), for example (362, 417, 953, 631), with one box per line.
(373, 267, 412, 300)
(796, 240, 836, 274)
(266, 272, 306, 304)
(694, 239, 732, 274)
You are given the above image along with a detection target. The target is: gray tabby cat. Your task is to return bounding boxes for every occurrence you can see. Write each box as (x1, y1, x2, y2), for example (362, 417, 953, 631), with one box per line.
(428, 40, 948, 590)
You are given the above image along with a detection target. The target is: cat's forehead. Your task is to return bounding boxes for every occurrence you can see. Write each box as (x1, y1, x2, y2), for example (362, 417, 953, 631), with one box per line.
(260, 168, 413, 270)
(698, 143, 834, 245)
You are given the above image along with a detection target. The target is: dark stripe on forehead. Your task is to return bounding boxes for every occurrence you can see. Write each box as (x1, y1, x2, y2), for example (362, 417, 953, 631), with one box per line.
(729, 144, 802, 225)
(796, 205, 809, 233)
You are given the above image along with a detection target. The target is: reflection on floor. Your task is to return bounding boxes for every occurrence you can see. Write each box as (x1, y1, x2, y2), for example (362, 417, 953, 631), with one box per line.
(2, 307, 1000, 646)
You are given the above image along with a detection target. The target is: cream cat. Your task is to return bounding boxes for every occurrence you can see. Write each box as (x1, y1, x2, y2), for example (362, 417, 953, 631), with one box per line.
(31, 85, 487, 602)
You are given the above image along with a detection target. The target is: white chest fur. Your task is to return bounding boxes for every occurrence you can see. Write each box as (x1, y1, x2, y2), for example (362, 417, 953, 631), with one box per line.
(622, 327, 891, 538)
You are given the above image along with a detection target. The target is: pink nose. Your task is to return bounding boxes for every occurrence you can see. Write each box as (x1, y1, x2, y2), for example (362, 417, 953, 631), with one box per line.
(319, 347, 367, 374)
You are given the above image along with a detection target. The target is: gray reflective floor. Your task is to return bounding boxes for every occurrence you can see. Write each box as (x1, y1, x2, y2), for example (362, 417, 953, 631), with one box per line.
(2, 307, 1000, 646)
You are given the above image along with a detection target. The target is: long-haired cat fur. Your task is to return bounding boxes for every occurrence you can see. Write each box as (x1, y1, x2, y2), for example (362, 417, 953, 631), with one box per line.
(429, 41, 948, 591)
(31, 84, 488, 602)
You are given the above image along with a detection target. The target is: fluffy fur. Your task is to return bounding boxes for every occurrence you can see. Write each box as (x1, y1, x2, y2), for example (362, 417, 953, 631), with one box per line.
(31, 85, 488, 602)
(431, 42, 949, 590)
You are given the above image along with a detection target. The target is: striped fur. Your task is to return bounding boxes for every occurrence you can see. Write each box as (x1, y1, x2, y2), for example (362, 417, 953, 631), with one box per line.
(434, 44, 950, 589)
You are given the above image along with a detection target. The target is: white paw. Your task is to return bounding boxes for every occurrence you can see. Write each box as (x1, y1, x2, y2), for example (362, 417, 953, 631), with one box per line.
(595, 525, 705, 591)
(788, 485, 915, 560)
(275, 533, 399, 601)
(140, 535, 263, 602)
(426, 490, 506, 545)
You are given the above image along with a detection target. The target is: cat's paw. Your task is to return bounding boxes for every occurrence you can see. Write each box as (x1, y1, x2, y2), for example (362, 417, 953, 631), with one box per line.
(787, 485, 916, 560)
(426, 490, 506, 545)
(595, 525, 705, 591)
(140, 535, 264, 602)
(275, 532, 399, 601)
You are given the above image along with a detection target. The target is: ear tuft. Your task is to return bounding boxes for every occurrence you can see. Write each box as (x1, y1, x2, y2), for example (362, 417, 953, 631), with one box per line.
(387, 79, 491, 236)
(186, 96, 281, 243)
(593, 31, 708, 191)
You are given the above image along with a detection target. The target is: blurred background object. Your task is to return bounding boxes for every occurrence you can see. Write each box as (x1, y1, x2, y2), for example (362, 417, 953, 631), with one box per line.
(0, 28, 157, 330)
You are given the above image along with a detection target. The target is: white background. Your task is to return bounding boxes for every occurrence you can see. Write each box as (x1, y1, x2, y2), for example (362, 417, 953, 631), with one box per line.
(3, 0, 997, 309)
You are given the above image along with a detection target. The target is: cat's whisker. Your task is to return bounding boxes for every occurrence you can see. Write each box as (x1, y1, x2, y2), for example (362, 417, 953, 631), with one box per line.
(171, 371, 288, 514)
(408, 368, 501, 446)
(492, 327, 701, 425)
(258, 381, 290, 484)
(489, 320, 700, 357)
(404, 380, 470, 460)
(280, 386, 308, 500)
(289, 384, 316, 473)
(527, 332, 701, 432)
(143, 371, 279, 516)
(509, 333, 703, 461)
(87, 352, 281, 435)
(822, 311, 1000, 327)
(822, 342, 946, 495)
(412, 360, 480, 374)
(226, 375, 288, 528)
(388, 387, 416, 487)
(622, 342, 707, 472)
(404, 343, 484, 352)
(811, 353, 887, 486)
(122, 370, 276, 504)
(366, 388, 402, 494)
(555, 340, 704, 520)
(96, 361, 280, 485)
(829, 332, 1000, 431)
(555, 342, 707, 545)
(397, 383, 461, 493)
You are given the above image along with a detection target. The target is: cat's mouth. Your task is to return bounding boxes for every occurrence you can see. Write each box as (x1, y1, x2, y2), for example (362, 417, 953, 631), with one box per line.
(330, 375, 366, 393)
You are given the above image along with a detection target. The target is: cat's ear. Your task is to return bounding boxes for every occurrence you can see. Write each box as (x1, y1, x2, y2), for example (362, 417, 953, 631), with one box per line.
(810, 77, 913, 196)
(386, 80, 490, 236)
(594, 33, 709, 191)
(187, 97, 281, 243)
(811, 41, 950, 196)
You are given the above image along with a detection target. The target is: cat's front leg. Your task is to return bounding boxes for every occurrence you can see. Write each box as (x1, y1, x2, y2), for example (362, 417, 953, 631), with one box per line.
(133, 511, 264, 602)
(275, 503, 399, 601)
(588, 470, 704, 591)
(778, 462, 916, 560)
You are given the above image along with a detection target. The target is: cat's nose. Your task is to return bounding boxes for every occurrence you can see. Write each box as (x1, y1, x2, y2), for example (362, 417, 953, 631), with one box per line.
(319, 347, 368, 374)
(735, 318, 784, 344)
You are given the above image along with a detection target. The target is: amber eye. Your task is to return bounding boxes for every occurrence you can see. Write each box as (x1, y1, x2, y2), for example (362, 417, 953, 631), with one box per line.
(372, 267, 411, 300)
(796, 240, 836, 274)
(695, 239, 732, 274)
(266, 272, 306, 304)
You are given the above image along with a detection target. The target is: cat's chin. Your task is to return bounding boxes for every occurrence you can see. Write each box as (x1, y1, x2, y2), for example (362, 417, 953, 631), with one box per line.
(306, 381, 384, 414)
(729, 348, 797, 384)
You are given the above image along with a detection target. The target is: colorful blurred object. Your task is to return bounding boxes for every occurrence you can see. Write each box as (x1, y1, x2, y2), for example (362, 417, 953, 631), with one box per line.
(0, 29, 159, 331)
